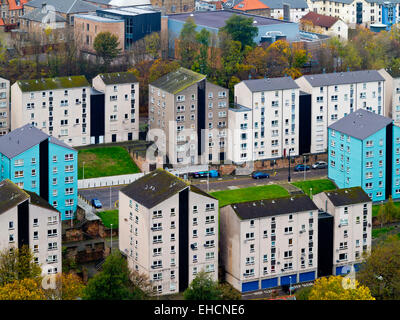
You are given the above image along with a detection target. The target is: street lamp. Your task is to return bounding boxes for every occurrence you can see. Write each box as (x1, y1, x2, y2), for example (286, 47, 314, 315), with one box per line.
(310, 188, 313, 199)
(289, 276, 292, 296)
(110, 223, 113, 251)
(82, 161, 85, 183)
(288, 149, 292, 182)
(303, 156, 306, 181)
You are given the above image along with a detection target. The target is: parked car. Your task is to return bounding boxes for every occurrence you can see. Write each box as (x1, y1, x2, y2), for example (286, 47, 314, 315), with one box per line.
(312, 161, 327, 169)
(91, 198, 102, 209)
(252, 171, 270, 179)
(192, 170, 219, 178)
(294, 164, 310, 172)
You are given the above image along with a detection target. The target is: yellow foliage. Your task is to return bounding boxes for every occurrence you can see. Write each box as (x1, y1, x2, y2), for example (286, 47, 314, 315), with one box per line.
(308, 276, 375, 300)
(0, 279, 46, 300)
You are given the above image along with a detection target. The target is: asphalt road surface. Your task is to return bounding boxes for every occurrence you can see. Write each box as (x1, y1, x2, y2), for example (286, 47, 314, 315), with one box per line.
(78, 168, 328, 207)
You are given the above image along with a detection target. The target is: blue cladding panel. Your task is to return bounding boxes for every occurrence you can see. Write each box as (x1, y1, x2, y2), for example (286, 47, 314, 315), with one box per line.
(280, 274, 297, 286)
(261, 278, 278, 289)
(299, 271, 315, 282)
(241, 281, 259, 293)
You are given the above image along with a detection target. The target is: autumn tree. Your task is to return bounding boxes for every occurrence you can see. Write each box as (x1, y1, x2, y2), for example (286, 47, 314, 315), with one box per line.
(0, 278, 46, 300)
(178, 18, 198, 69)
(0, 246, 42, 286)
(220, 14, 258, 48)
(357, 235, 400, 300)
(377, 203, 388, 228)
(46, 273, 85, 300)
(183, 271, 221, 300)
(218, 282, 241, 300)
(93, 32, 122, 69)
(308, 276, 375, 300)
(144, 32, 161, 60)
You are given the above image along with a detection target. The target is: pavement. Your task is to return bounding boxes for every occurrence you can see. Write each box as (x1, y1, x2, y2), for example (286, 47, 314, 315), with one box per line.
(79, 185, 124, 210)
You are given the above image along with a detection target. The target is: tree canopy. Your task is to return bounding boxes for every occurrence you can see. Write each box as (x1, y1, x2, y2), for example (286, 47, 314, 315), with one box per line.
(220, 14, 258, 48)
(93, 32, 122, 68)
(183, 271, 221, 300)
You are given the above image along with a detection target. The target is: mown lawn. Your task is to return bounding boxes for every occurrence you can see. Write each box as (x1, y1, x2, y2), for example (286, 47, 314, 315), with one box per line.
(372, 226, 395, 238)
(372, 202, 400, 217)
(78, 146, 140, 179)
(97, 210, 119, 229)
(292, 179, 337, 196)
(211, 185, 290, 208)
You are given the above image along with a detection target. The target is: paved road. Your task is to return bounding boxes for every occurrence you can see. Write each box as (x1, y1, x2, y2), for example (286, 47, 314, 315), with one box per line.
(78, 168, 327, 207)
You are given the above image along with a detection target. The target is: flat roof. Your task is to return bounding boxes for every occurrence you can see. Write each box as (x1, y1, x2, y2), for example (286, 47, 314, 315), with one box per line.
(74, 14, 124, 22)
(168, 10, 292, 29)
(98, 6, 157, 16)
(229, 104, 252, 112)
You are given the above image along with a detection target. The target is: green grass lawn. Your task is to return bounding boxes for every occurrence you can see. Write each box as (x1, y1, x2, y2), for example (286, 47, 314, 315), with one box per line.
(97, 210, 118, 229)
(372, 226, 395, 238)
(372, 202, 400, 217)
(292, 179, 337, 196)
(211, 185, 290, 208)
(78, 146, 140, 179)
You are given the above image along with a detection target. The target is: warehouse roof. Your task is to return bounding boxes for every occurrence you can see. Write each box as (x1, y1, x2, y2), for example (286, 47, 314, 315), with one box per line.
(98, 72, 138, 85)
(241, 76, 299, 92)
(322, 187, 371, 206)
(0, 124, 75, 159)
(302, 70, 385, 87)
(150, 67, 205, 94)
(16, 75, 90, 92)
(0, 180, 29, 215)
(328, 109, 392, 140)
(231, 195, 318, 220)
(74, 14, 124, 23)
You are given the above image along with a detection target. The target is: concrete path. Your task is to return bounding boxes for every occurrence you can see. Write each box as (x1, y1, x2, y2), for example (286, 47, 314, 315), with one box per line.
(278, 182, 304, 195)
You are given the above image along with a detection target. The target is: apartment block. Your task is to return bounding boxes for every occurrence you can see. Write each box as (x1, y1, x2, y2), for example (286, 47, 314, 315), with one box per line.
(0, 77, 10, 136)
(0, 179, 62, 275)
(119, 169, 218, 295)
(296, 70, 386, 154)
(148, 67, 229, 165)
(0, 124, 78, 221)
(220, 195, 319, 293)
(390, 77, 400, 125)
(328, 109, 400, 202)
(92, 72, 139, 143)
(11, 76, 92, 147)
(229, 77, 300, 163)
(313, 187, 372, 276)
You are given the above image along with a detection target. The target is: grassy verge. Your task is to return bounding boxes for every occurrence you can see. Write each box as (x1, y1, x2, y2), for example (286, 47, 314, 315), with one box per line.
(97, 210, 119, 229)
(211, 185, 289, 208)
(292, 179, 337, 195)
(372, 202, 400, 217)
(78, 146, 140, 179)
(372, 226, 395, 238)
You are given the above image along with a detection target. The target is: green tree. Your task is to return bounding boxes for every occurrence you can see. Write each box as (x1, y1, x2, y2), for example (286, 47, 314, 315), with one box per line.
(385, 196, 399, 221)
(93, 32, 122, 68)
(83, 251, 133, 300)
(0, 246, 42, 286)
(295, 286, 312, 300)
(308, 276, 375, 300)
(357, 235, 400, 300)
(178, 18, 198, 69)
(220, 14, 258, 48)
(144, 32, 161, 60)
(377, 203, 388, 228)
(192, 28, 211, 74)
(218, 282, 241, 300)
(183, 271, 221, 300)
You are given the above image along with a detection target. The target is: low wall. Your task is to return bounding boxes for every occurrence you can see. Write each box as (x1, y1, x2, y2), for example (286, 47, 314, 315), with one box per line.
(78, 173, 145, 189)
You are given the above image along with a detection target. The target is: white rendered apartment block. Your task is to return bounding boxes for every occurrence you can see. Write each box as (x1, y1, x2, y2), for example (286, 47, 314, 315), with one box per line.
(11, 76, 91, 147)
(0, 77, 10, 136)
(313, 187, 372, 275)
(296, 70, 386, 154)
(229, 77, 299, 163)
(220, 195, 319, 293)
(92, 72, 139, 143)
(149, 67, 229, 166)
(119, 169, 218, 295)
(0, 179, 62, 275)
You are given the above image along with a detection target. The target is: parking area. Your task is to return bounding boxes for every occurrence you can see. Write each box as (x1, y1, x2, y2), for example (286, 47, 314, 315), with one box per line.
(79, 185, 124, 210)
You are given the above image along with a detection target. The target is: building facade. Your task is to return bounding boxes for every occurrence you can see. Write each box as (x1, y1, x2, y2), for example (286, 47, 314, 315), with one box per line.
(0, 124, 78, 220)
(229, 77, 300, 163)
(313, 187, 372, 276)
(148, 67, 229, 166)
(220, 195, 319, 293)
(296, 70, 386, 154)
(119, 169, 218, 295)
(0, 77, 10, 136)
(92, 72, 139, 144)
(0, 179, 62, 275)
(328, 109, 400, 202)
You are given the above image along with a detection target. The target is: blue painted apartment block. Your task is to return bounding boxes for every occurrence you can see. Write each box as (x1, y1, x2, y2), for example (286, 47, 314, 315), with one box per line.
(0, 124, 77, 220)
(381, 1, 398, 30)
(328, 109, 400, 202)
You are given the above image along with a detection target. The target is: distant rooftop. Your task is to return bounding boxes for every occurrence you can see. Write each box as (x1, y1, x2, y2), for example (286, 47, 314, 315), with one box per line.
(25, 0, 99, 13)
(168, 10, 292, 29)
(0, 124, 75, 159)
(302, 70, 385, 87)
(241, 76, 299, 92)
(98, 71, 138, 85)
(322, 187, 371, 207)
(231, 195, 318, 220)
(97, 5, 157, 15)
(87, 0, 151, 5)
(300, 11, 339, 28)
(0, 180, 29, 215)
(16, 75, 90, 92)
(120, 169, 215, 209)
(150, 67, 206, 94)
(21, 7, 66, 23)
(224, 0, 308, 10)
(328, 109, 393, 140)
(229, 104, 252, 112)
